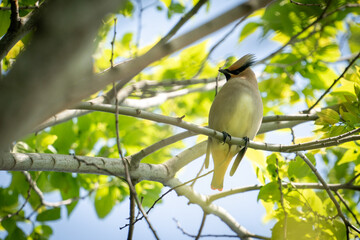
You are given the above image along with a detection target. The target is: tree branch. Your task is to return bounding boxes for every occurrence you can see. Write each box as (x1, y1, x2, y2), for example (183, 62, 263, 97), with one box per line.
(75, 102, 360, 153)
(209, 182, 360, 202)
(0, 0, 126, 149)
(91, 0, 273, 104)
(34, 77, 224, 132)
(166, 178, 257, 240)
(305, 51, 360, 113)
(0, 0, 44, 60)
(297, 152, 360, 236)
(129, 130, 196, 169)
(113, 65, 160, 239)
(0, 0, 272, 150)
(103, 0, 210, 102)
(335, 191, 360, 227)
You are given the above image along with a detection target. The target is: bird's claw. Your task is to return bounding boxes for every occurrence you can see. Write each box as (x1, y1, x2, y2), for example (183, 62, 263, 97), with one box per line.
(221, 131, 231, 144)
(243, 136, 249, 148)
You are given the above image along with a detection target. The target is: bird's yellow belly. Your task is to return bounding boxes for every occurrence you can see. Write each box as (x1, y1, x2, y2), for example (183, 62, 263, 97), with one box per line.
(224, 93, 256, 138)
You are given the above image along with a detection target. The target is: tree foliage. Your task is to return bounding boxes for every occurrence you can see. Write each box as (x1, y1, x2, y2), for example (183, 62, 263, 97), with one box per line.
(0, 0, 360, 239)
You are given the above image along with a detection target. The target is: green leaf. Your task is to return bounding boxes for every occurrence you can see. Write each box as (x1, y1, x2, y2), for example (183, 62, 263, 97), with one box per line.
(160, 0, 171, 8)
(271, 217, 316, 240)
(121, 32, 133, 48)
(36, 208, 61, 222)
(49, 120, 76, 154)
(1, 218, 16, 233)
(302, 190, 326, 215)
(36, 133, 58, 152)
(32, 224, 53, 238)
(94, 186, 121, 218)
(0, 187, 18, 209)
(317, 44, 340, 62)
(119, 0, 134, 17)
(288, 155, 315, 180)
(338, 143, 360, 165)
(0, 11, 11, 37)
(349, 22, 360, 53)
(266, 153, 278, 180)
(136, 181, 163, 208)
(167, 2, 185, 18)
(239, 22, 259, 42)
(258, 181, 280, 202)
(344, 65, 360, 85)
(355, 83, 360, 101)
(5, 225, 27, 240)
(317, 108, 340, 125)
(48, 172, 80, 216)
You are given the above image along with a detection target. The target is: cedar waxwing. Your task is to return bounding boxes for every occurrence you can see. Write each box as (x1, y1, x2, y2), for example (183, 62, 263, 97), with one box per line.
(205, 54, 263, 191)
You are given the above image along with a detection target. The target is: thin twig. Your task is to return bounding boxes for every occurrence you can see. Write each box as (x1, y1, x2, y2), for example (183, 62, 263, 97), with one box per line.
(173, 218, 270, 240)
(289, 0, 322, 6)
(215, 60, 229, 96)
(135, 0, 143, 57)
(113, 86, 160, 240)
(119, 171, 213, 230)
(276, 158, 287, 240)
(0, 5, 39, 10)
(297, 152, 360, 237)
(0, 171, 32, 222)
(305, 51, 360, 113)
(290, 128, 296, 144)
(347, 173, 360, 185)
(257, 0, 333, 64)
(193, 18, 246, 78)
(103, 0, 209, 102)
(110, 18, 117, 68)
(335, 191, 360, 227)
(129, 130, 196, 169)
(195, 212, 207, 240)
(209, 182, 360, 202)
(157, 0, 208, 45)
(173, 218, 238, 238)
(128, 192, 135, 240)
(190, 161, 205, 188)
(111, 19, 159, 239)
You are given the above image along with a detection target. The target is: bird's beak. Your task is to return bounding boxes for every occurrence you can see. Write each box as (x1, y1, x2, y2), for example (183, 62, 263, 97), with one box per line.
(218, 68, 231, 81)
(218, 68, 228, 74)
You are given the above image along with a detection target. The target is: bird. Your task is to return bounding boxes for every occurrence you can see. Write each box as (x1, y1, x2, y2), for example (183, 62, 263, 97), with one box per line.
(205, 54, 263, 191)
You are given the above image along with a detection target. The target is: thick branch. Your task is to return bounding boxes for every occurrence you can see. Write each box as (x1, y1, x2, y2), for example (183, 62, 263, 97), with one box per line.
(0, 152, 171, 182)
(0, 0, 125, 149)
(90, 0, 273, 104)
(0, 0, 44, 60)
(165, 178, 255, 240)
(0, 0, 272, 150)
(104, 0, 209, 101)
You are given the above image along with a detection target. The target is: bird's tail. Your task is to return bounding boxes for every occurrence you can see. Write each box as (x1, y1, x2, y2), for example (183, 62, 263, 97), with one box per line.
(210, 149, 233, 191)
(204, 137, 211, 169)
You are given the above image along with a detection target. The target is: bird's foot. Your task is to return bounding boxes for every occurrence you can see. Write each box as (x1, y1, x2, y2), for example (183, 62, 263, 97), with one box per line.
(221, 131, 231, 144)
(243, 136, 249, 148)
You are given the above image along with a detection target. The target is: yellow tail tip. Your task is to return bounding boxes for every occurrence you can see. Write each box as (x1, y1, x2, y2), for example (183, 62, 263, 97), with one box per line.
(211, 185, 223, 191)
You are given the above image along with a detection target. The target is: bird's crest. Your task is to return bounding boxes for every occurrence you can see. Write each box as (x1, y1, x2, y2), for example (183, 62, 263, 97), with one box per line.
(227, 54, 256, 75)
